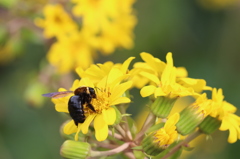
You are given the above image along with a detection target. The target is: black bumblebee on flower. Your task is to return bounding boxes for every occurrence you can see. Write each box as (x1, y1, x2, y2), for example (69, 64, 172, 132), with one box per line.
(42, 86, 96, 126)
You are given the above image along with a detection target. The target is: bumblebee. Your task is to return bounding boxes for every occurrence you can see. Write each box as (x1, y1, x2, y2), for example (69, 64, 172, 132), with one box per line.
(42, 86, 96, 126)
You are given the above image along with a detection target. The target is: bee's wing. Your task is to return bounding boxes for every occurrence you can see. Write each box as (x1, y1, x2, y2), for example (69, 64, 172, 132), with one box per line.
(42, 91, 74, 99)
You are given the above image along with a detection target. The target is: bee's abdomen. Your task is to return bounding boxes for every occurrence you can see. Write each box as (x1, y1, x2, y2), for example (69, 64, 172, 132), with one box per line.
(68, 96, 85, 126)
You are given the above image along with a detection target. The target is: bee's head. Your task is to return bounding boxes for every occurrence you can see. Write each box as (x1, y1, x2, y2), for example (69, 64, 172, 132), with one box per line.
(89, 87, 97, 98)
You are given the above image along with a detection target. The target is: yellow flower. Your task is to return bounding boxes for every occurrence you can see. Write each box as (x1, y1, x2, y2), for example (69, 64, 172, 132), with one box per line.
(154, 113, 180, 148)
(140, 52, 195, 98)
(176, 77, 212, 93)
(133, 52, 210, 93)
(209, 88, 240, 143)
(76, 56, 135, 84)
(92, 14, 137, 54)
(192, 93, 212, 117)
(72, 0, 119, 33)
(72, 0, 137, 54)
(47, 32, 94, 73)
(35, 4, 77, 38)
(53, 67, 132, 141)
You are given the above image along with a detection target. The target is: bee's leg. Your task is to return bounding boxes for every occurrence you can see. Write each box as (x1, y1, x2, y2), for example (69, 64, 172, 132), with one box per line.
(87, 104, 96, 112)
(74, 120, 78, 126)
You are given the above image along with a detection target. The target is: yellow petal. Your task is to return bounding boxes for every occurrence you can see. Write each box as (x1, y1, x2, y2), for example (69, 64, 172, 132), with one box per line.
(102, 108, 116, 125)
(58, 88, 67, 92)
(97, 61, 114, 73)
(110, 81, 132, 103)
(140, 52, 163, 71)
(107, 67, 124, 84)
(55, 103, 68, 113)
(63, 120, 77, 134)
(75, 67, 84, 78)
(95, 124, 109, 141)
(97, 68, 124, 89)
(85, 64, 105, 79)
(164, 113, 179, 131)
(94, 114, 106, 130)
(111, 97, 131, 106)
(140, 72, 160, 85)
(82, 114, 96, 134)
(71, 79, 80, 91)
(219, 118, 229, 131)
(154, 87, 166, 97)
(176, 67, 188, 77)
(166, 52, 173, 66)
(140, 52, 155, 61)
(161, 65, 175, 85)
(228, 127, 237, 143)
(177, 78, 208, 93)
(79, 78, 95, 88)
(120, 57, 135, 73)
(75, 124, 82, 141)
(140, 85, 156, 97)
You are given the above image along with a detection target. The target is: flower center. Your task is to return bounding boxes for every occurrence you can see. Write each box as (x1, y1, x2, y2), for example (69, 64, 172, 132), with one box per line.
(84, 88, 111, 115)
(54, 15, 62, 24)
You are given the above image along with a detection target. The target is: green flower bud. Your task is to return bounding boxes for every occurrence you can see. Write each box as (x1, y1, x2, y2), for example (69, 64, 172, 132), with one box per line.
(142, 133, 164, 156)
(60, 140, 90, 159)
(199, 115, 221, 134)
(150, 96, 178, 118)
(176, 106, 204, 136)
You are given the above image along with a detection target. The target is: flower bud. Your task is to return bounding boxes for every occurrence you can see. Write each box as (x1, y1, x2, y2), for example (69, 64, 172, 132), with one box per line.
(176, 106, 204, 136)
(150, 96, 178, 118)
(60, 140, 90, 159)
(142, 133, 164, 156)
(199, 115, 221, 134)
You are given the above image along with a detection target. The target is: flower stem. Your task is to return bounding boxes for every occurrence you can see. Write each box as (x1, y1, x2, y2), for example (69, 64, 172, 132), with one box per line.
(90, 142, 130, 157)
(124, 151, 136, 159)
(108, 130, 123, 140)
(161, 130, 202, 159)
(119, 104, 133, 141)
(135, 112, 156, 143)
(115, 124, 128, 139)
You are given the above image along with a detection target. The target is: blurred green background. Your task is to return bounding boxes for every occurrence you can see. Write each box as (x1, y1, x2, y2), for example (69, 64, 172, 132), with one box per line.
(1, 0, 240, 158)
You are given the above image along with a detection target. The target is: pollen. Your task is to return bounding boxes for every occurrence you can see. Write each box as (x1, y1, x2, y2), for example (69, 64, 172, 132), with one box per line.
(85, 89, 111, 115)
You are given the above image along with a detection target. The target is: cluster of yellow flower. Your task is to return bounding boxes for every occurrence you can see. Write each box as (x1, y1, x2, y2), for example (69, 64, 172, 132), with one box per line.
(49, 52, 240, 158)
(35, 1, 137, 73)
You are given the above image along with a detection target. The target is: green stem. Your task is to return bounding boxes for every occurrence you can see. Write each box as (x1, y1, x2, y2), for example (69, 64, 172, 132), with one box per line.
(161, 130, 202, 159)
(119, 105, 133, 141)
(134, 112, 156, 143)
